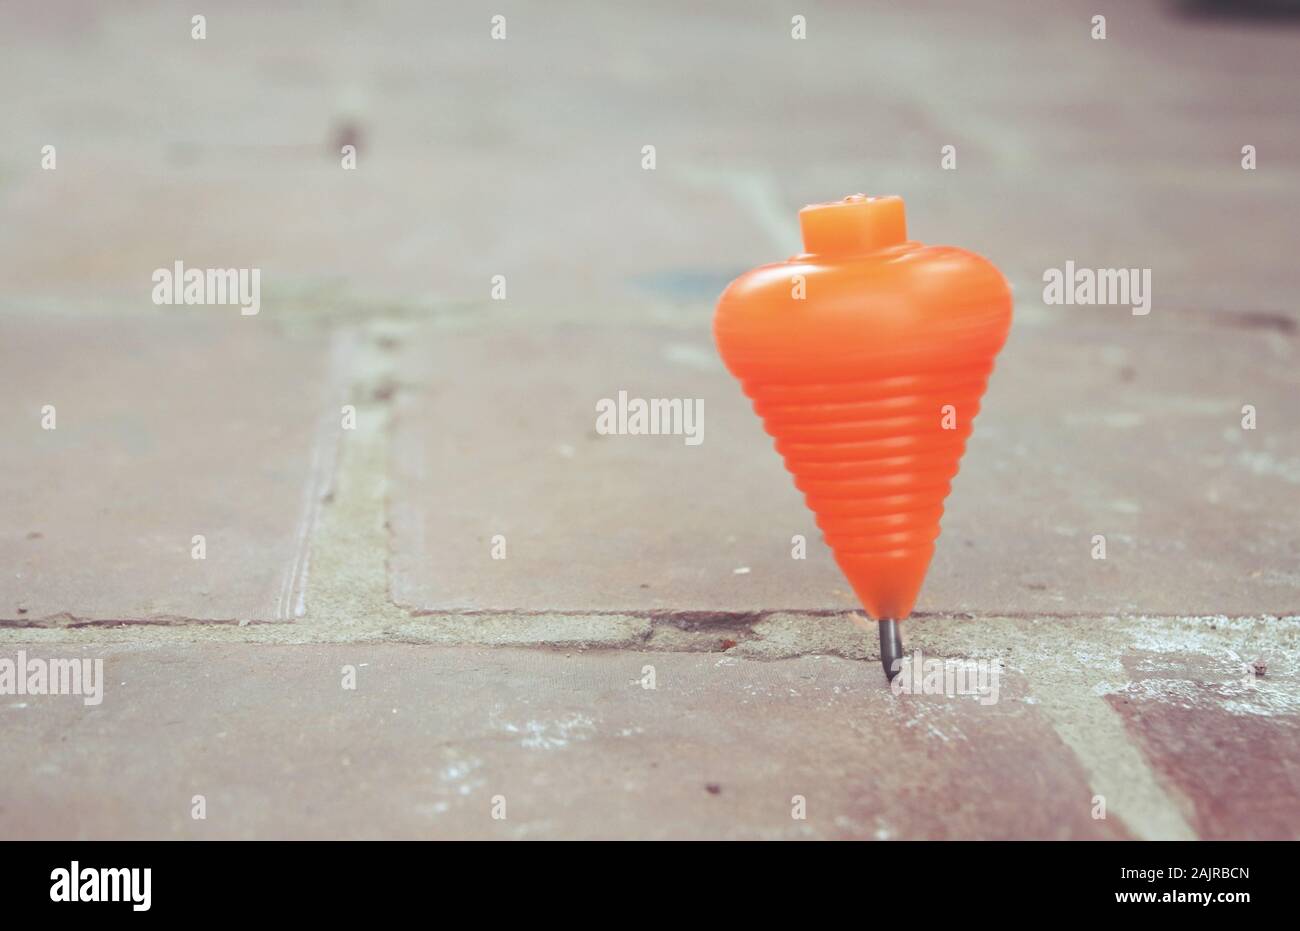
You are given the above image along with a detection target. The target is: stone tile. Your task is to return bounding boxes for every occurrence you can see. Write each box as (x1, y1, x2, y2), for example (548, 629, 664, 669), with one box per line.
(0, 149, 767, 313)
(1106, 648, 1300, 840)
(943, 316, 1300, 616)
(0, 314, 345, 623)
(389, 324, 844, 613)
(391, 320, 1299, 616)
(2, 1, 1296, 315)
(0, 1, 771, 309)
(0, 643, 1127, 839)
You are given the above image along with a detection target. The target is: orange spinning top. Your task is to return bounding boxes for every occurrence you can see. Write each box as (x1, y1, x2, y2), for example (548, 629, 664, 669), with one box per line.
(714, 195, 1012, 644)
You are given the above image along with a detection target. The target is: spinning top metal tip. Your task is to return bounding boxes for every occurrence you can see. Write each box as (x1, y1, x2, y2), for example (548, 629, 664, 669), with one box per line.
(879, 619, 905, 682)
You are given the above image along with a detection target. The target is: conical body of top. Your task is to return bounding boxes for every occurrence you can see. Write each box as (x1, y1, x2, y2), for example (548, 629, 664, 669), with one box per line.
(714, 195, 1012, 621)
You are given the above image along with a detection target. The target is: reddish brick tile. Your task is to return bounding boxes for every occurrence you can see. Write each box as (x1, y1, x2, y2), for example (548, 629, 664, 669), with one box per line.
(1107, 650, 1300, 839)
(0, 643, 1127, 839)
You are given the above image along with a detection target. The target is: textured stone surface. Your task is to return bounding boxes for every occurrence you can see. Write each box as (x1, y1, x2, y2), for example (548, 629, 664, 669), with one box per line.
(0, 315, 345, 623)
(0, 643, 1126, 840)
(391, 319, 1300, 616)
(1, 1, 1297, 315)
(938, 316, 1300, 617)
(0, 0, 1296, 843)
(1106, 647, 1300, 840)
(389, 324, 843, 613)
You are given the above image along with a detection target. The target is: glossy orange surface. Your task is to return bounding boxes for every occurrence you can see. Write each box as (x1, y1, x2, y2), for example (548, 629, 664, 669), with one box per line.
(715, 195, 1013, 621)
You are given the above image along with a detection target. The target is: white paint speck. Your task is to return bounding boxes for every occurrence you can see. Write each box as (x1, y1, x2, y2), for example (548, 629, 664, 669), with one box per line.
(496, 713, 596, 750)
